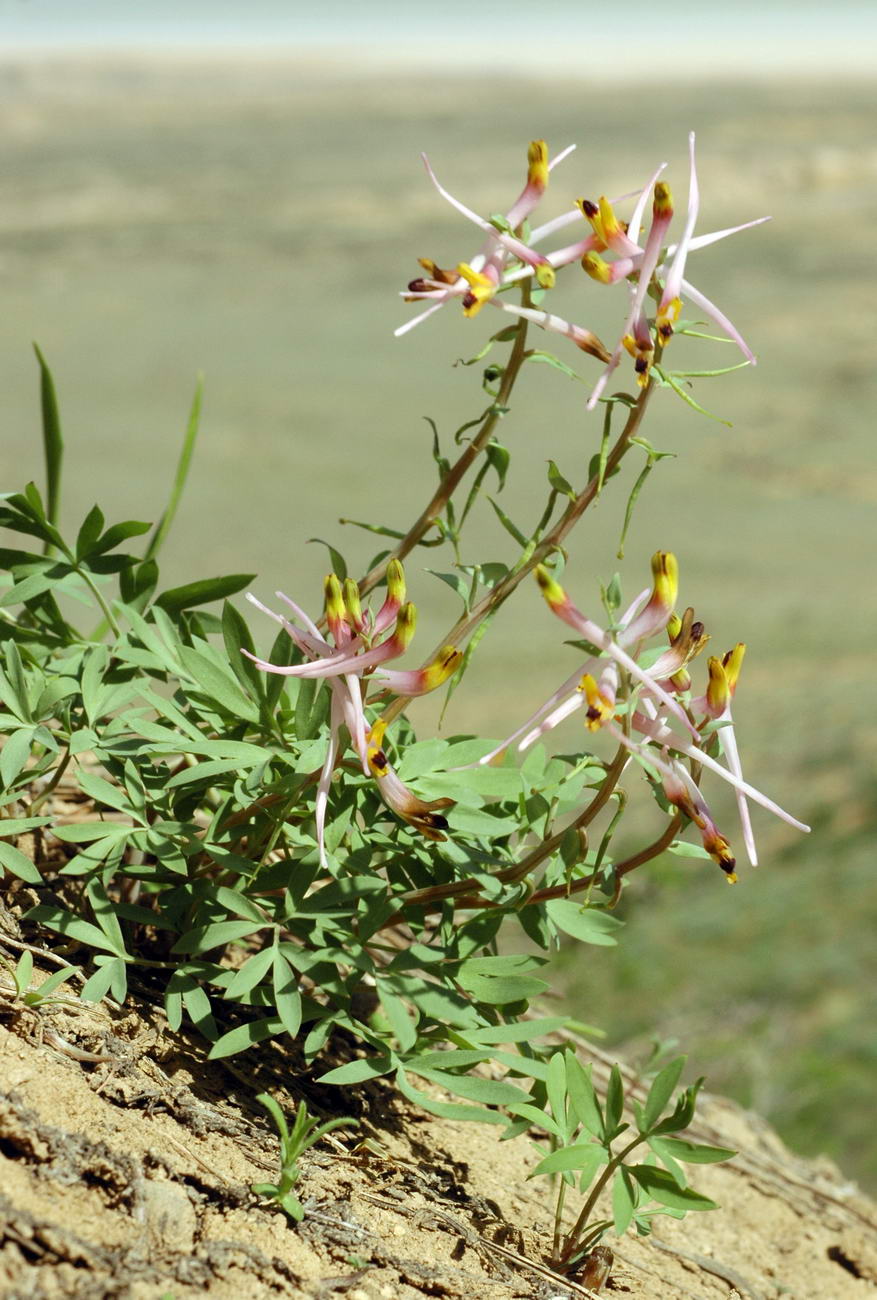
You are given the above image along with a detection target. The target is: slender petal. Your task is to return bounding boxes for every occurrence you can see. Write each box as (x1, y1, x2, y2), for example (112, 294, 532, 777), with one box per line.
(656, 132, 699, 345)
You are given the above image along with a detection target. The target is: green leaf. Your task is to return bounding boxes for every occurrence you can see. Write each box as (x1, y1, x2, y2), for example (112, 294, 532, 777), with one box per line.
(2, 642, 33, 723)
(378, 986, 417, 1052)
(24, 904, 123, 955)
(156, 574, 256, 618)
(628, 1165, 717, 1212)
(454, 969, 548, 1005)
(14, 949, 33, 993)
(34, 678, 78, 719)
(89, 519, 152, 557)
(81, 956, 124, 1004)
(171, 920, 262, 955)
(527, 350, 581, 381)
(272, 950, 302, 1038)
(641, 1057, 685, 1132)
(1, 727, 35, 789)
(505, 1101, 561, 1138)
(424, 570, 470, 609)
(648, 1136, 735, 1165)
(545, 1048, 568, 1132)
(75, 505, 105, 562)
(530, 1143, 605, 1178)
(33, 343, 64, 535)
(222, 946, 275, 999)
(547, 460, 575, 498)
(0, 839, 41, 884)
(394, 1069, 505, 1125)
(178, 645, 259, 722)
(318, 1056, 394, 1086)
(77, 770, 140, 819)
(605, 1063, 625, 1133)
(666, 839, 714, 860)
(208, 1016, 284, 1060)
(0, 817, 52, 835)
(306, 537, 347, 580)
(465, 1016, 569, 1046)
(612, 1167, 637, 1235)
(408, 1067, 529, 1109)
(655, 366, 732, 427)
(25, 964, 77, 1004)
(564, 1051, 604, 1139)
(546, 899, 622, 946)
(486, 496, 528, 547)
(51, 822, 132, 844)
(143, 375, 203, 563)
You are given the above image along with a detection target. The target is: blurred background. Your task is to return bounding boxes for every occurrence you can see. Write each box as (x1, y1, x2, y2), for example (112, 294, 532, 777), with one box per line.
(1, 2, 875, 1187)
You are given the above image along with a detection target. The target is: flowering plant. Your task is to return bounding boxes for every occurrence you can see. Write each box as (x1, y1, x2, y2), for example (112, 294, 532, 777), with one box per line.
(0, 133, 806, 1279)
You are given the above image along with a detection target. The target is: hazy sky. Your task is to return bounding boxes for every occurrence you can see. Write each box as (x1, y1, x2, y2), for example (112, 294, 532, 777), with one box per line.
(1, 0, 874, 75)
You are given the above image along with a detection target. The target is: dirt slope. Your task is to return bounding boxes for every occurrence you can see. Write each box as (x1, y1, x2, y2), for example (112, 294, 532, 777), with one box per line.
(0, 963, 875, 1300)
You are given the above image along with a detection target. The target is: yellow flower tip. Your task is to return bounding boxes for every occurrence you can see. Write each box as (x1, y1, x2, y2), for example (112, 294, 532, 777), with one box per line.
(722, 642, 746, 693)
(577, 673, 614, 731)
(597, 196, 623, 241)
(535, 262, 556, 290)
(650, 551, 679, 612)
(386, 558, 406, 603)
(582, 251, 612, 284)
(667, 611, 683, 641)
(706, 830, 736, 876)
(653, 181, 674, 217)
(706, 656, 730, 715)
(342, 578, 364, 627)
(535, 565, 566, 609)
(622, 333, 638, 358)
(657, 296, 682, 344)
(527, 139, 549, 190)
(323, 572, 346, 619)
(422, 645, 462, 690)
(366, 718, 389, 777)
(670, 668, 692, 692)
(456, 262, 495, 316)
(576, 197, 604, 240)
(394, 602, 417, 647)
(725, 872, 738, 885)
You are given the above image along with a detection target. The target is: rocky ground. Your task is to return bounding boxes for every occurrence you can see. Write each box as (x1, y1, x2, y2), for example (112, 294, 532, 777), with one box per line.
(1, 954, 875, 1300)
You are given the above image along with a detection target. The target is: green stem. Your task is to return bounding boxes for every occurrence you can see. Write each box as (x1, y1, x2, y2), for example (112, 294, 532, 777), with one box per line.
(26, 747, 71, 816)
(76, 567, 121, 638)
(357, 294, 532, 600)
(379, 374, 658, 730)
(556, 1132, 644, 1270)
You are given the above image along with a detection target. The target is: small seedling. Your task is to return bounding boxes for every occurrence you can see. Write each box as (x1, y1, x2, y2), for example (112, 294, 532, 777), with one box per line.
(251, 1091, 358, 1222)
(0, 949, 77, 1010)
(517, 1053, 735, 1273)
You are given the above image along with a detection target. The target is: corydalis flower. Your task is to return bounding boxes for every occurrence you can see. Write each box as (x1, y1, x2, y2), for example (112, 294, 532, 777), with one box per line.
(399, 140, 610, 363)
(366, 719, 454, 841)
(398, 134, 769, 404)
(581, 133, 766, 406)
(244, 561, 461, 866)
(474, 553, 807, 877)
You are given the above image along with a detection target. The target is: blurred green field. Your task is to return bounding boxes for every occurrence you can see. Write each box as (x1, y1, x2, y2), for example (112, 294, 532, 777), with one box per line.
(1, 58, 875, 1187)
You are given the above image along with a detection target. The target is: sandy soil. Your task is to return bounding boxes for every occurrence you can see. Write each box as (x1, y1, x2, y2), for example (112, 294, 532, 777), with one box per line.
(0, 960, 875, 1300)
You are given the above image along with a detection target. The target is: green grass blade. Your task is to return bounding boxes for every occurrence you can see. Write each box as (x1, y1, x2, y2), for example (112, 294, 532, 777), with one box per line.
(32, 343, 64, 549)
(143, 373, 204, 563)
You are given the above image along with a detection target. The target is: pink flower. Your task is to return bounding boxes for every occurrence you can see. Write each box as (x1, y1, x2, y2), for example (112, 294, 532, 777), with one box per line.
(244, 561, 461, 866)
(397, 134, 769, 402)
(473, 554, 808, 876)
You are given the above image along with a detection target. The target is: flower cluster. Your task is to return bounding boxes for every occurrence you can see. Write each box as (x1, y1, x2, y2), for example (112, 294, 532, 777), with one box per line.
(476, 553, 808, 880)
(399, 134, 768, 407)
(244, 561, 460, 866)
